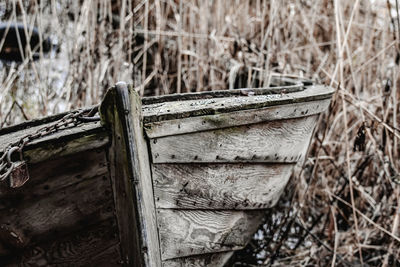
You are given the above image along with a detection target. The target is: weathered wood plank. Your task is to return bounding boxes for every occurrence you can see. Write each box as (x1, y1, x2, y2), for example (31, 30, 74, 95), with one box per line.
(0, 174, 114, 256)
(142, 85, 333, 123)
(162, 251, 234, 267)
(24, 129, 109, 164)
(0, 120, 105, 152)
(100, 85, 144, 267)
(2, 218, 120, 266)
(151, 115, 318, 163)
(0, 149, 108, 210)
(91, 244, 123, 266)
(157, 209, 263, 260)
(100, 83, 161, 266)
(123, 84, 162, 266)
(145, 98, 331, 138)
(153, 163, 294, 210)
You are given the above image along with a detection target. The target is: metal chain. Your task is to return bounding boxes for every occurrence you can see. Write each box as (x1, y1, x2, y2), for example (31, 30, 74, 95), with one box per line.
(0, 105, 100, 183)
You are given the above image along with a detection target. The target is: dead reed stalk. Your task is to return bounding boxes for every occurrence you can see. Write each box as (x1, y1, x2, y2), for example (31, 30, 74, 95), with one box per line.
(0, 0, 399, 265)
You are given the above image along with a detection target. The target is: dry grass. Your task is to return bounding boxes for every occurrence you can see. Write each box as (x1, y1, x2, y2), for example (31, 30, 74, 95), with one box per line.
(1, 0, 400, 266)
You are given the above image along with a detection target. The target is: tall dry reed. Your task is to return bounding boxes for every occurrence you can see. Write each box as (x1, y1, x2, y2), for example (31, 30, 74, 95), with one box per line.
(0, 0, 399, 265)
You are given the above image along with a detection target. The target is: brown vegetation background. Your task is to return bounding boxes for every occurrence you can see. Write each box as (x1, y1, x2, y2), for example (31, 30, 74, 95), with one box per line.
(1, 0, 400, 266)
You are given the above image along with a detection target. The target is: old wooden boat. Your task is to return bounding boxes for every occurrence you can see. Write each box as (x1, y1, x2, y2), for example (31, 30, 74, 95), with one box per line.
(0, 76, 334, 266)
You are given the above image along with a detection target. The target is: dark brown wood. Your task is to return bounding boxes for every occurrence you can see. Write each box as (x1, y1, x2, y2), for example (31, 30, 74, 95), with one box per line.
(3, 218, 121, 266)
(91, 244, 123, 266)
(0, 174, 114, 250)
(0, 146, 121, 265)
(0, 149, 108, 210)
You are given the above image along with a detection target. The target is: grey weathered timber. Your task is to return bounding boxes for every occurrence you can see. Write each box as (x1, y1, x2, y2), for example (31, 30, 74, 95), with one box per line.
(143, 81, 333, 266)
(157, 209, 263, 260)
(0, 120, 108, 164)
(0, 76, 334, 267)
(100, 82, 161, 267)
(153, 163, 294, 209)
(100, 86, 143, 267)
(142, 85, 333, 123)
(145, 98, 331, 138)
(150, 115, 318, 163)
(162, 252, 234, 267)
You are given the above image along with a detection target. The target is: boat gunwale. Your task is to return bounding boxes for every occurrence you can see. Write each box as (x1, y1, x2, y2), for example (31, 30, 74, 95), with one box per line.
(141, 75, 308, 105)
(142, 84, 334, 123)
(0, 106, 96, 136)
(0, 77, 333, 137)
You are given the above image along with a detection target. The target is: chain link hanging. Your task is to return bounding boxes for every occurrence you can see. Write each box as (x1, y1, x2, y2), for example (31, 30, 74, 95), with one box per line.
(0, 106, 100, 187)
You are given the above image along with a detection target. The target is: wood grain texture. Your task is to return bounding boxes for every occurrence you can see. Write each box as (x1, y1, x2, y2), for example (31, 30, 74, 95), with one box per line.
(100, 83, 161, 266)
(151, 115, 318, 163)
(157, 209, 263, 260)
(90, 244, 123, 267)
(153, 163, 294, 209)
(162, 251, 233, 267)
(122, 83, 161, 266)
(0, 120, 108, 164)
(0, 115, 99, 151)
(145, 99, 331, 138)
(0, 149, 108, 210)
(2, 218, 121, 267)
(100, 85, 144, 267)
(142, 85, 333, 123)
(0, 174, 115, 257)
(24, 129, 109, 164)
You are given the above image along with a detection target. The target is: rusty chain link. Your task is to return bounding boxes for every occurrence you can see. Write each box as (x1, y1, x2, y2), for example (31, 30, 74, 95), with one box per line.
(0, 105, 100, 185)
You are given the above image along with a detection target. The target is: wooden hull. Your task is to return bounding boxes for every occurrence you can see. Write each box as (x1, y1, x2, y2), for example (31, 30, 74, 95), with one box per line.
(0, 77, 333, 266)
